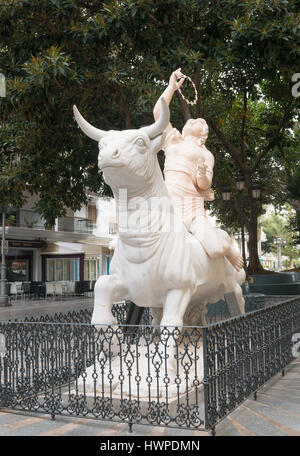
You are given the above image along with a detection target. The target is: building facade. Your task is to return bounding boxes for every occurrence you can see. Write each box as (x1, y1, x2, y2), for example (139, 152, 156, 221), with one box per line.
(1, 193, 117, 283)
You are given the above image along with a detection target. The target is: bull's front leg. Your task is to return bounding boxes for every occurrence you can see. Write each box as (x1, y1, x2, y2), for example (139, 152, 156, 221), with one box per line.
(92, 274, 126, 327)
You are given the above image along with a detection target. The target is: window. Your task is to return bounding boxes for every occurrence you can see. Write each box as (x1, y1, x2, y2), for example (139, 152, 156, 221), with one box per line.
(84, 258, 99, 280)
(7, 259, 30, 281)
(88, 205, 97, 224)
(46, 258, 76, 281)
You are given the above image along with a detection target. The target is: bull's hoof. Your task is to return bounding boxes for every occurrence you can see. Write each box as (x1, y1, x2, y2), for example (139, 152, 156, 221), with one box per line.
(160, 318, 183, 329)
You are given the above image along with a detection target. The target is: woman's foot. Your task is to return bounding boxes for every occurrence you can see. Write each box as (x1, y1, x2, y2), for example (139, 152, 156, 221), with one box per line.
(225, 246, 244, 271)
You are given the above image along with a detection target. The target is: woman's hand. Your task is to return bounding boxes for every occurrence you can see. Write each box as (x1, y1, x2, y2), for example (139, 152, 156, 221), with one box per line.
(169, 68, 185, 91)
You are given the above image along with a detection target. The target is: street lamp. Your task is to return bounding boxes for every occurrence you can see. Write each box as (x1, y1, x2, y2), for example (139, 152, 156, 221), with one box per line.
(235, 176, 247, 273)
(251, 183, 261, 200)
(0, 82, 10, 306)
(236, 175, 246, 192)
(274, 237, 286, 271)
(221, 187, 231, 202)
(0, 206, 11, 306)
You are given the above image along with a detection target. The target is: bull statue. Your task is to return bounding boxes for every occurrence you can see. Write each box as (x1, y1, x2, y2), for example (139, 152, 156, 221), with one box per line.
(73, 99, 245, 329)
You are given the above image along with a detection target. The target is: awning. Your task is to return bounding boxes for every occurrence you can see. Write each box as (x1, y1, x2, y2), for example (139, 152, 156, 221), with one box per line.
(41, 242, 84, 255)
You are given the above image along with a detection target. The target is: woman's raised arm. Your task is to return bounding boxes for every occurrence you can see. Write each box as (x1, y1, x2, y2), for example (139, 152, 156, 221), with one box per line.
(153, 68, 185, 131)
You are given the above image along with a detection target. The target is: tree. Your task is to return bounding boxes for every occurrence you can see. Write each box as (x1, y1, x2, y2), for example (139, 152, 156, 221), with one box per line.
(286, 166, 300, 245)
(0, 0, 156, 224)
(102, 0, 300, 273)
(132, 0, 300, 274)
(1, 0, 299, 273)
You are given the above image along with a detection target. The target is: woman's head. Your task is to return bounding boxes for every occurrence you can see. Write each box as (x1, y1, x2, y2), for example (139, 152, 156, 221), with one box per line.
(182, 118, 209, 145)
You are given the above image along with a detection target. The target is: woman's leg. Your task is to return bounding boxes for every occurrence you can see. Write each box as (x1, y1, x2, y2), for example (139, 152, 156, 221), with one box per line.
(190, 215, 228, 257)
(190, 216, 243, 271)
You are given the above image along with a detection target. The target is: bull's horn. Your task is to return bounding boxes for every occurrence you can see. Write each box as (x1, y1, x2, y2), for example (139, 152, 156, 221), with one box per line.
(145, 97, 170, 139)
(73, 105, 107, 141)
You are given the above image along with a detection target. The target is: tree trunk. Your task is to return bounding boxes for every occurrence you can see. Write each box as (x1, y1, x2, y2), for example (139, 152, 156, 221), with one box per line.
(246, 204, 264, 275)
(120, 98, 131, 129)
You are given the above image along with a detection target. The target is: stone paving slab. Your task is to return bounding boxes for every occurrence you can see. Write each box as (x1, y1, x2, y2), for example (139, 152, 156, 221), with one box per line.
(0, 297, 93, 321)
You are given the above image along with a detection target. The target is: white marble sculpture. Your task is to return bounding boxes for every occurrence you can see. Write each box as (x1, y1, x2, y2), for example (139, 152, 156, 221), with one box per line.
(73, 98, 245, 329)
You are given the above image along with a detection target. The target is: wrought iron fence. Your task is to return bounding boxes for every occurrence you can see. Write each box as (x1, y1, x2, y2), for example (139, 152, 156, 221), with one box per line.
(202, 296, 300, 432)
(0, 321, 205, 431)
(0, 297, 299, 434)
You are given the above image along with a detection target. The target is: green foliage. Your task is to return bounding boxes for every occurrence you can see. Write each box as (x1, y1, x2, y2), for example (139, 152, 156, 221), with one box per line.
(0, 0, 299, 242)
(286, 166, 300, 243)
(260, 207, 300, 261)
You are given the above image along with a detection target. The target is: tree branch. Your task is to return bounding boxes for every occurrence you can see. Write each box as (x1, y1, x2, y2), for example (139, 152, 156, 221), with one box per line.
(206, 116, 246, 170)
(250, 104, 291, 174)
(120, 97, 131, 129)
(115, 85, 131, 128)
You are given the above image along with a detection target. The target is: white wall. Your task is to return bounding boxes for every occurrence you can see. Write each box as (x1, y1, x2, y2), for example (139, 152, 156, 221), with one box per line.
(94, 197, 111, 235)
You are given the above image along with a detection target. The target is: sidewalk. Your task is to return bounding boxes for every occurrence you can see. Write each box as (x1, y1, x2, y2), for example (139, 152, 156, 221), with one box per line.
(0, 296, 93, 321)
(215, 359, 300, 436)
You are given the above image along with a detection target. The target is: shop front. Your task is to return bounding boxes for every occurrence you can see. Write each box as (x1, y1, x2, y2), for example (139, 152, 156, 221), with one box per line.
(41, 242, 113, 282)
(5, 240, 44, 282)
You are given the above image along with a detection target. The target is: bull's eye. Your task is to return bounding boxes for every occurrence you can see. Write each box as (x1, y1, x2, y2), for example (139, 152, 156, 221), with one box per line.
(135, 137, 146, 148)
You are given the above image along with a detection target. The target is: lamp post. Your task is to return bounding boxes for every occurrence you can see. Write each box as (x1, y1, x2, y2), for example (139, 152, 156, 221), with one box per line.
(0, 79, 10, 306)
(0, 207, 10, 306)
(222, 178, 261, 276)
(274, 237, 286, 271)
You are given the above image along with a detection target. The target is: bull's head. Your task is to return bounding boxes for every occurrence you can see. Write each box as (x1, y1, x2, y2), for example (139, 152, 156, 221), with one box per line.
(73, 99, 169, 194)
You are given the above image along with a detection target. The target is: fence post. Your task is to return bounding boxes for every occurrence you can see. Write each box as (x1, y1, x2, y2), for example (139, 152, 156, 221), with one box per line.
(0, 330, 10, 409)
(202, 327, 210, 432)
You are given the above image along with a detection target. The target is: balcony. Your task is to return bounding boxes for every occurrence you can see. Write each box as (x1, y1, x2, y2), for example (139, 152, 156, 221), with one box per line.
(57, 217, 94, 234)
(6, 209, 94, 234)
(0, 209, 101, 244)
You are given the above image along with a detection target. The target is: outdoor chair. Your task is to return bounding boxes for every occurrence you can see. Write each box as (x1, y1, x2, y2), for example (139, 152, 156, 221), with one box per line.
(54, 282, 64, 300)
(83, 280, 92, 297)
(30, 282, 45, 299)
(75, 281, 84, 296)
(10, 282, 24, 300)
(66, 281, 75, 297)
(22, 282, 31, 300)
(45, 282, 56, 299)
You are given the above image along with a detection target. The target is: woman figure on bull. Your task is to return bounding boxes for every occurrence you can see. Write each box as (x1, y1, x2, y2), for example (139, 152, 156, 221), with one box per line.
(153, 68, 243, 272)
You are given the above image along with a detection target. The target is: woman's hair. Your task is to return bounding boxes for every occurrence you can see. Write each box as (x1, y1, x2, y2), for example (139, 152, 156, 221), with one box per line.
(182, 118, 209, 145)
(197, 119, 209, 145)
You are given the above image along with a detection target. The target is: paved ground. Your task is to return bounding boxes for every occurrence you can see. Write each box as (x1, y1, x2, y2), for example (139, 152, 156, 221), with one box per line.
(0, 296, 93, 321)
(0, 359, 299, 437)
